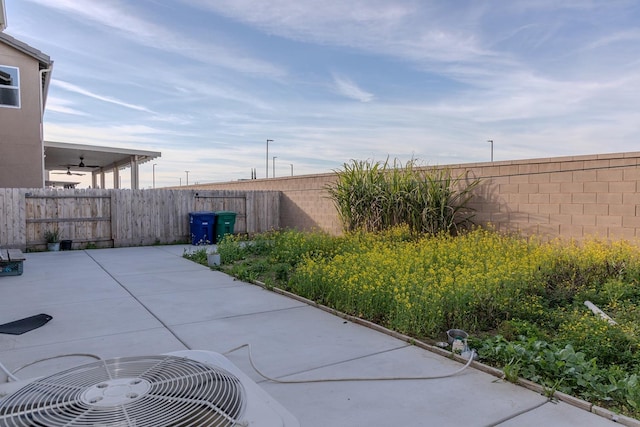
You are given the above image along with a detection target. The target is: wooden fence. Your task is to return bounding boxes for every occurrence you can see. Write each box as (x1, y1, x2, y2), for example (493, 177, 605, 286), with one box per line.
(0, 188, 280, 250)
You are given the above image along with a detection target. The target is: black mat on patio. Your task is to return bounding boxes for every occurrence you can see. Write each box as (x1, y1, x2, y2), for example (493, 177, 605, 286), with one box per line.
(0, 314, 52, 335)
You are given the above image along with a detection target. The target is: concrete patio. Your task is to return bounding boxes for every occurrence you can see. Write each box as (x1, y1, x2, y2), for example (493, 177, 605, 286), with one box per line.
(0, 246, 626, 426)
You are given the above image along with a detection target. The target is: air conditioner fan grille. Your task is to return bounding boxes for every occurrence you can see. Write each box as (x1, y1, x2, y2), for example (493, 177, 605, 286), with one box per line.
(0, 355, 246, 427)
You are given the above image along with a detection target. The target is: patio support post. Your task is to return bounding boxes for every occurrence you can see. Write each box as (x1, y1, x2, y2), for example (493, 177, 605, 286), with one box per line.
(113, 164, 119, 189)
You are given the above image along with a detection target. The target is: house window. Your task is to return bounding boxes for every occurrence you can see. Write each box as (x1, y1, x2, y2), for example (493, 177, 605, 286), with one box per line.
(0, 65, 20, 108)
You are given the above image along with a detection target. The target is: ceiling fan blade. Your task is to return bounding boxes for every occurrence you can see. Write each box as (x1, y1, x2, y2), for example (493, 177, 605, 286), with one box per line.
(52, 167, 85, 176)
(78, 157, 100, 168)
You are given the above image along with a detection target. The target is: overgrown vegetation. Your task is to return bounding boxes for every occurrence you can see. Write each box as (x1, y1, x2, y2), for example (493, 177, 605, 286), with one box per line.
(193, 227, 640, 418)
(326, 158, 480, 235)
(183, 247, 209, 265)
(182, 158, 640, 417)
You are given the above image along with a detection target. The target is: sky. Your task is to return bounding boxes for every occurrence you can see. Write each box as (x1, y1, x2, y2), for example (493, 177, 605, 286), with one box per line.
(4, 0, 640, 188)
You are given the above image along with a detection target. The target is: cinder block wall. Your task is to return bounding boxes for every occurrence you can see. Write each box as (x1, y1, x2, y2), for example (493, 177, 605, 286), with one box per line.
(454, 152, 640, 241)
(190, 151, 640, 241)
(189, 174, 341, 234)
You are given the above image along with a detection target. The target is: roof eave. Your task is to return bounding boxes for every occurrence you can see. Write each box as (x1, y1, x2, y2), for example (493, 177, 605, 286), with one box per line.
(0, 32, 52, 67)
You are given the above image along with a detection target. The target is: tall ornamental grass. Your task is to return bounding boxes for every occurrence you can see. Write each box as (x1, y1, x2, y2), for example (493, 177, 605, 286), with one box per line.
(326, 158, 480, 235)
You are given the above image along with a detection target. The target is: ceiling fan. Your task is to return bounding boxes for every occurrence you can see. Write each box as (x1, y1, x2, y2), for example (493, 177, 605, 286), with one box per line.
(77, 156, 100, 168)
(53, 167, 85, 176)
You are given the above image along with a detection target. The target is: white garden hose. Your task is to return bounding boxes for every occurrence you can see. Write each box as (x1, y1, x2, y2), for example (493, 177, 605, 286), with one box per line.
(224, 343, 476, 384)
(0, 353, 101, 383)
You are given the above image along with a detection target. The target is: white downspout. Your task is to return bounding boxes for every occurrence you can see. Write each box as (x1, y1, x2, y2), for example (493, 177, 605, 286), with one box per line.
(39, 66, 52, 187)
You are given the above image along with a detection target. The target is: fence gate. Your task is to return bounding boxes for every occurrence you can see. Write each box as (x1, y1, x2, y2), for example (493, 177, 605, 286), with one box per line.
(25, 189, 112, 250)
(0, 188, 280, 250)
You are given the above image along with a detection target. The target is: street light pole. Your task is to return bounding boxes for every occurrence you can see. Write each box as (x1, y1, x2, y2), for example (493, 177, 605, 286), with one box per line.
(290, 163, 293, 176)
(152, 163, 157, 189)
(185, 170, 190, 186)
(266, 139, 273, 178)
(273, 156, 277, 178)
(487, 140, 494, 162)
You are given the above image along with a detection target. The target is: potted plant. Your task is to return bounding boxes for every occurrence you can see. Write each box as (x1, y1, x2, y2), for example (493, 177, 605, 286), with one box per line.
(44, 229, 60, 251)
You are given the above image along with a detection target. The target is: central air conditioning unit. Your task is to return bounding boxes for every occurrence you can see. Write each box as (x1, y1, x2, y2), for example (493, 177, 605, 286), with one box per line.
(0, 350, 299, 426)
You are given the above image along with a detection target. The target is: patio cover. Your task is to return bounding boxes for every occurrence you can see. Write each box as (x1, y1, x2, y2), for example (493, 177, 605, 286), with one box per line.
(44, 141, 161, 189)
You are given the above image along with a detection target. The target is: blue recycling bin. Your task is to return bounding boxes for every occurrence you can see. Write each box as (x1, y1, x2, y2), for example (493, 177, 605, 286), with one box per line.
(189, 212, 216, 245)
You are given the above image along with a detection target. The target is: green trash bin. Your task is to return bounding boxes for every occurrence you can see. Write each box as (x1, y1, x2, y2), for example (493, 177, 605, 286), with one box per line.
(215, 211, 237, 243)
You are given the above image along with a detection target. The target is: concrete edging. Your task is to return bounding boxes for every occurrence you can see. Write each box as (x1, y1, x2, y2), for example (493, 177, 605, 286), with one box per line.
(251, 279, 639, 426)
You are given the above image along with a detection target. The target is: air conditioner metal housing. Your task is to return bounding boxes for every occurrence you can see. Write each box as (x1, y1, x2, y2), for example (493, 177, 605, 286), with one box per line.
(0, 349, 299, 427)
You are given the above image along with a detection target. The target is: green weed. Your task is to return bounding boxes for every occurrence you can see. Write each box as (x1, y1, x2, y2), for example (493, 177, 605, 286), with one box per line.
(182, 227, 640, 417)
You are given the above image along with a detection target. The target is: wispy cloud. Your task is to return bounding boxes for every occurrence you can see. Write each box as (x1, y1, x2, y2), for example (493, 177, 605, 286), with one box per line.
(180, 0, 520, 102)
(43, 122, 168, 146)
(585, 29, 640, 50)
(185, 0, 489, 64)
(24, 0, 285, 77)
(172, 79, 274, 111)
(52, 80, 154, 113)
(45, 96, 89, 116)
(331, 74, 374, 102)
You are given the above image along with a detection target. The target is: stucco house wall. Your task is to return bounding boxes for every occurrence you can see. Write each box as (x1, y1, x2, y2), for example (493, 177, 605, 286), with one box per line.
(0, 33, 51, 188)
